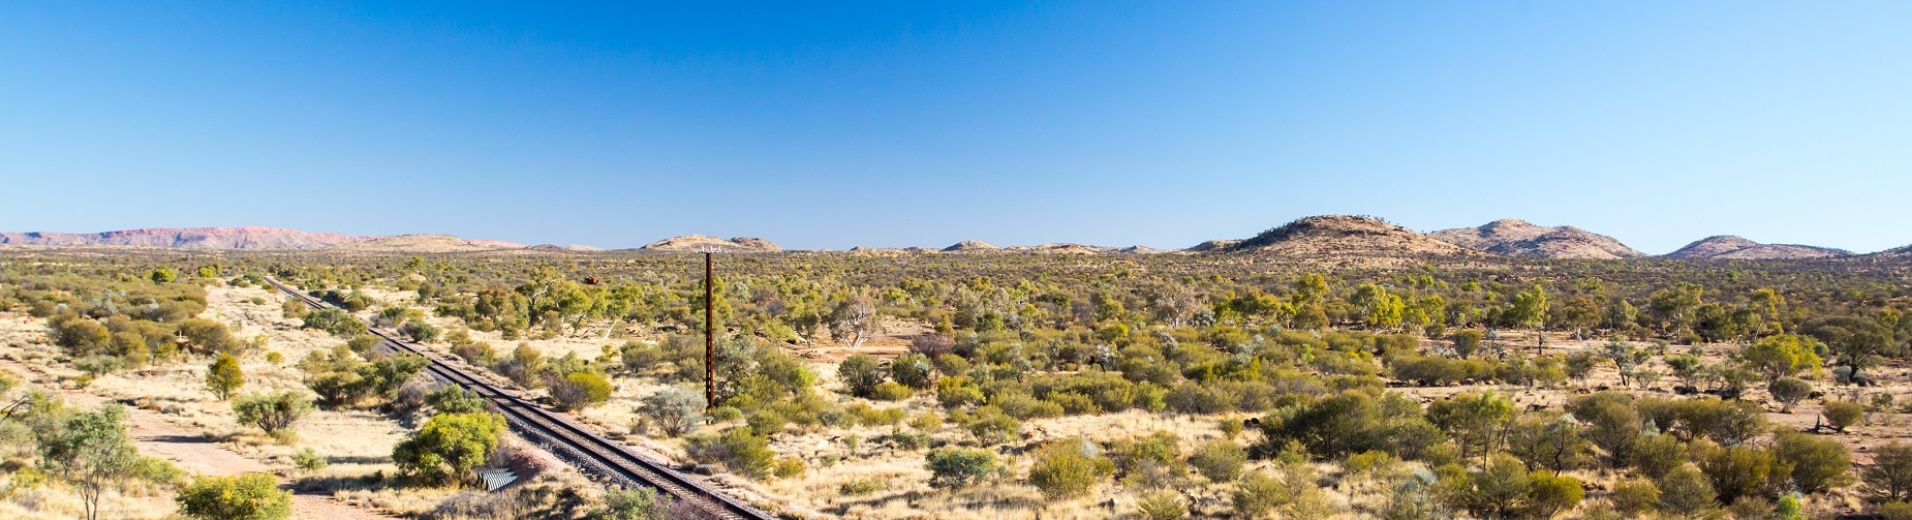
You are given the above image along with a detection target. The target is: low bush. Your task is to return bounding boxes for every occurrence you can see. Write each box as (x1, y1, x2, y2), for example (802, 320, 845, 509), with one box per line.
(1189, 440, 1247, 482)
(926, 448, 996, 488)
(176, 472, 292, 520)
(1028, 438, 1115, 499)
(686, 428, 776, 479)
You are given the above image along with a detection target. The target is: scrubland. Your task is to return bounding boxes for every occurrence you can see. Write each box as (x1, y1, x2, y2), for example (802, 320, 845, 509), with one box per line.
(6, 249, 1912, 520)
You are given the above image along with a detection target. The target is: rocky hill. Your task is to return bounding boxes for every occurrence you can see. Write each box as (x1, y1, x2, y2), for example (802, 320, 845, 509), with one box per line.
(1226, 215, 1468, 257)
(527, 244, 604, 252)
(1430, 219, 1642, 259)
(0, 226, 373, 250)
(1185, 239, 1240, 252)
(1005, 243, 1112, 254)
(941, 240, 1001, 253)
(638, 235, 781, 253)
(1666, 236, 1850, 260)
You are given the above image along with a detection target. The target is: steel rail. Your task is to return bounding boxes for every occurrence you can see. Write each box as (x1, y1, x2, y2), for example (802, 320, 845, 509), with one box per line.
(264, 277, 775, 520)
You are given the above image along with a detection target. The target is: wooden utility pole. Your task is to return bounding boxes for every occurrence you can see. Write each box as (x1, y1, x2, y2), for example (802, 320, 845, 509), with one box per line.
(704, 251, 716, 411)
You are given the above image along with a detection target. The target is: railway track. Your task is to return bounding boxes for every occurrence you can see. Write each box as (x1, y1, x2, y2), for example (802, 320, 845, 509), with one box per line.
(265, 277, 777, 520)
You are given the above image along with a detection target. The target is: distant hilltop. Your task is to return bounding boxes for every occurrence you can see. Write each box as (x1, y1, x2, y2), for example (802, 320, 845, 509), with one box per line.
(637, 235, 781, 253)
(1665, 235, 1849, 260)
(0, 218, 1890, 260)
(1429, 218, 1643, 259)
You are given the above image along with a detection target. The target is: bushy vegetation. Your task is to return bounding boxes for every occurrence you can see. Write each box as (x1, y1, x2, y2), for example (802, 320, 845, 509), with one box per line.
(392, 411, 508, 485)
(176, 472, 293, 520)
(232, 391, 313, 437)
(16, 244, 1912, 518)
(925, 447, 997, 488)
(686, 428, 779, 479)
(1028, 438, 1116, 499)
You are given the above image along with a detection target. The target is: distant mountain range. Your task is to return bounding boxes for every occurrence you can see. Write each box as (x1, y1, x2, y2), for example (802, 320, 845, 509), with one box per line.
(0, 221, 1881, 260)
(0, 226, 372, 250)
(0, 227, 535, 252)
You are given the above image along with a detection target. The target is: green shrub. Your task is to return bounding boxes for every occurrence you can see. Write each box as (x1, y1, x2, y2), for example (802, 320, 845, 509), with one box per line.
(890, 353, 936, 389)
(772, 456, 806, 478)
(392, 412, 507, 485)
(1112, 431, 1185, 488)
(618, 341, 662, 374)
(1136, 490, 1187, 520)
(839, 478, 883, 495)
(936, 376, 983, 408)
(1164, 382, 1236, 415)
(1825, 400, 1866, 432)
(1769, 377, 1812, 410)
(281, 300, 308, 319)
(299, 308, 366, 337)
(637, 388, 704, 437)
(1867, 443, 1912, 502)
(291, 448, 327, 473)
(1232, 470, 1283, 518)
(1667, 464, 1728, 516)
(995, 392, 1064, 420)
(453, 341, 498, 366)
(205, 353, 245, 401)
(1631, 431, 1685, 480)
(869, 381, 913, 401)
(1608, 477, 1660, 517)
(231, 392, 312, 437)
(844, 403, 907, 426)
(1189, 439, 1247, 482)
(1219, 418, 1244, 439)
(1343, 450, 1400, 482)
(599, 487, 669, 520)
(549, 370, 613, 411)
(1048, 391, 1099, 415)
(963, 406, 1020, 445)
(1882, 501, 1912, 520)
(744, 409, 787, 435)
(1231, 463, 1329, 520)
(926, 447, 996, 488)
(175, 472, 292, 520)
(1774, 431, 1855, 494)
(345, 334, 381, 354)
(399, 319, 441, 343)
(686, 428, 776, 479)
(1526, 472, 1584, 519)
(886, 428, 929, 451)
(838, 354, 885, 398)
(1028, 437, 1115, 499)
(1699, 445, 1773, 505)
(426, 387, 490, 415)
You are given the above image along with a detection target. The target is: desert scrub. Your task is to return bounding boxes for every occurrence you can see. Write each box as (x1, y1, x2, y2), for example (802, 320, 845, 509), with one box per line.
(838, 478, 884, 495)
(1135, 490, 1187, 520)
(1027, 437, 1115, 499)
(926, 448, 996, 489)
(685, 428, 776, 479)
(176, 472, 292, 520)
(1188, 439, 1247, 483)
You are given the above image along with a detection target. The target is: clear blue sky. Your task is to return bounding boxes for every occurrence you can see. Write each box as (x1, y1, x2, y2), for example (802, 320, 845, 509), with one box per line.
(3, 2, 1909, 253)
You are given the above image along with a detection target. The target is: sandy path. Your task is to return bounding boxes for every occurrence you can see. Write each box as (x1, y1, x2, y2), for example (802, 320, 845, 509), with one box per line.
(0, 361, 397, 520)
